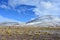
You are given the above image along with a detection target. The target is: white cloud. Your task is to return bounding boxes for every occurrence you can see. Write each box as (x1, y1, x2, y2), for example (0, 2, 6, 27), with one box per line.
(8, 0, 60, 16)
(40, 1, 54, 9)
(30, 17, 36, 21)
(0, 15, 21, 23)
(0, 5, 10, 9)
(8, 0, 40, 7)
(0, 0, 60, 16)
(33, 0, 60, 16)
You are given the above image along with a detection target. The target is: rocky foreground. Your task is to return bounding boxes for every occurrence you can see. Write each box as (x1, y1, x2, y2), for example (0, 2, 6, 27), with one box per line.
(0, 27, 60, 40)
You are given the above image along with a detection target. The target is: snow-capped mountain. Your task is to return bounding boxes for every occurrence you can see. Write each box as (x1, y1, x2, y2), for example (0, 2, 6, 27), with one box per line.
(0, 22, 19, 26)
(0, 22, 26, 26)
(26, 15, 60, 27)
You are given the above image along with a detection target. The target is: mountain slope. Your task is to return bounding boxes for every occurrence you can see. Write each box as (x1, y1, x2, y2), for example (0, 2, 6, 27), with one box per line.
(26, 15, 60, 27)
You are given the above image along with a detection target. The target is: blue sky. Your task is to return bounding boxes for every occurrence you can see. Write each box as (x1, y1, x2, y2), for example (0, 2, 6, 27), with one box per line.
(0, 0, 60, 23)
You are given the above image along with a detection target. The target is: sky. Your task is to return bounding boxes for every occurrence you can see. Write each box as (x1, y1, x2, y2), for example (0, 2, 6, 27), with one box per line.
(0, 0, 60, 23)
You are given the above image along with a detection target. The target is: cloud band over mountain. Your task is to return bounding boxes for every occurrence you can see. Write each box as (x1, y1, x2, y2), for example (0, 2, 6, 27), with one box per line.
(0, 0, 60, 22)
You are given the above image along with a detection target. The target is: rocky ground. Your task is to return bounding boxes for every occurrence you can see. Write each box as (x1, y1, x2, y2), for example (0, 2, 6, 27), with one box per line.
(0, 34, 60, 40)
(0, 27, 60, 40)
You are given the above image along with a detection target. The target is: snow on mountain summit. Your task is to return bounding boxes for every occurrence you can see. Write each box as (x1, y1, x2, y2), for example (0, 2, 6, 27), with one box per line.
(26, 15, 60, 27)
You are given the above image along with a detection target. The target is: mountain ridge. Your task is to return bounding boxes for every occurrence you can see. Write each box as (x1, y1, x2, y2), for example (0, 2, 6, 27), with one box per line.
(26, 15, 60, 27)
